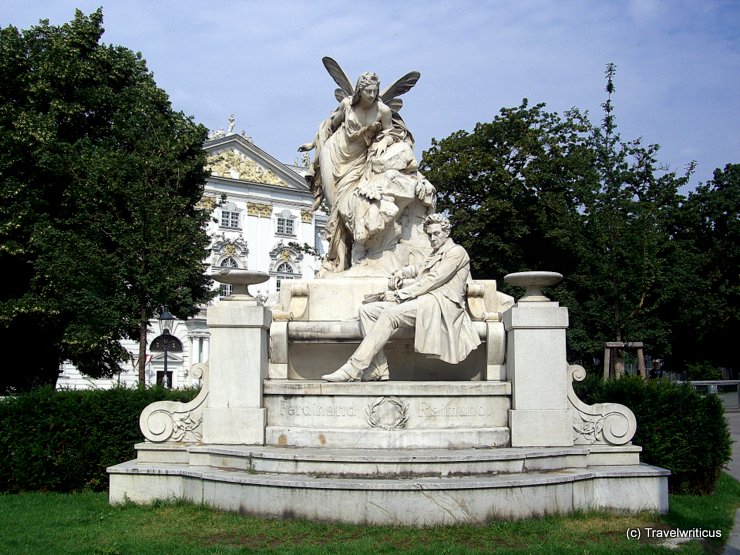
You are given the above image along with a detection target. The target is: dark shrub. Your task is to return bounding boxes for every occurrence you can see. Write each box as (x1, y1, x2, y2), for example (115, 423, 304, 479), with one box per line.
(576, 374, 731, 494)
(0, 386, 198, 493)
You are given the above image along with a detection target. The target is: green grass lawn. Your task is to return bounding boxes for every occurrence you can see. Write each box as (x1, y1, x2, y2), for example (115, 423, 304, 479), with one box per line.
(1, 474, 738, 554)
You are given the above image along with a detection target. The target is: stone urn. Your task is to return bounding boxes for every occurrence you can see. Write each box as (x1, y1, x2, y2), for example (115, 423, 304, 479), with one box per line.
(504, 271, 563, 302)
(211, 268, 269, 301)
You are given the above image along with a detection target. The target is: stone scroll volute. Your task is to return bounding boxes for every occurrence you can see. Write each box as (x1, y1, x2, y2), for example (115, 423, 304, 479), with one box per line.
(567, 364, 637, 445)
(139, 363, 209, 443)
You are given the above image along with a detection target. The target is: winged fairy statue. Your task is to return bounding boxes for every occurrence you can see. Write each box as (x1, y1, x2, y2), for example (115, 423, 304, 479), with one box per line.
(299, 57, 436, 276)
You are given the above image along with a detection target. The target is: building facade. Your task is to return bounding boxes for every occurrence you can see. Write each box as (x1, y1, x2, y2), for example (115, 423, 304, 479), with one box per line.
(57, 128, 325, 389)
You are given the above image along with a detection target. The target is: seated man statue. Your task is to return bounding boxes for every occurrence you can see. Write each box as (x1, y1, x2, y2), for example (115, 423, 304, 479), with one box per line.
(321, 214, 482, 382)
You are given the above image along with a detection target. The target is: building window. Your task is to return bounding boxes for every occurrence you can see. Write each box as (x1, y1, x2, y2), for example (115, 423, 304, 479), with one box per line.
(156, 371, 173, 388)
(221, 210, 240, 229)
(276, 217, 294, 236)
(314, 226, 326, 257)
(218, 257, 238, 298)
(275, 261, 297, 291)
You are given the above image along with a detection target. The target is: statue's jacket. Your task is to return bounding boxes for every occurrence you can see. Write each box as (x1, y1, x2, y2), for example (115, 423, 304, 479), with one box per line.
(396, 238, 482, 364)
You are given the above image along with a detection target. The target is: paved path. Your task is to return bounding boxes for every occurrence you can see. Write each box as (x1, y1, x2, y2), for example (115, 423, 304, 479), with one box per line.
(723, 410, 740, 554)
(725, 411, 740, 481)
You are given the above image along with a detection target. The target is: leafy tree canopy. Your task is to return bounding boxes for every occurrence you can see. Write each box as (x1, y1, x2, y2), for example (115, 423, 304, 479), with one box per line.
(665, 163, 740, 370)
(0, 10, 213, 391)
(421, 99, 595, 281)
(421, 64, 735, 373)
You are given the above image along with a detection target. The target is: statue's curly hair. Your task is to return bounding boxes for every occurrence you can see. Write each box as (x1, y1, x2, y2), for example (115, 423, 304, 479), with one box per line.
(423, 213, 451, 234)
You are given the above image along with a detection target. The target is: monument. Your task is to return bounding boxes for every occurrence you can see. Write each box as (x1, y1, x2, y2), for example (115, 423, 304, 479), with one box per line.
(108, 58, 669, 525)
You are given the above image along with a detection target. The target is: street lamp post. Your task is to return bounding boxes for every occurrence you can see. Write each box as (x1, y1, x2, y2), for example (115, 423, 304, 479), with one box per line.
(157, 306, 175, 387)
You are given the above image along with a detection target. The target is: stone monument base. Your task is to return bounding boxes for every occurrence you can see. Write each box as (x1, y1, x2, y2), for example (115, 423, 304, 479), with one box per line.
(110, 273, 670, 525)
(262, 381, 511, 449)
(109, 377, 669, 525)
(108, 442, 668, 525)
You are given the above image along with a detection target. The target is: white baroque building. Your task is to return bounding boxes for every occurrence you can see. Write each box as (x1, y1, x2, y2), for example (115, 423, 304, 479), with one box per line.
(58, 127, 326, 389)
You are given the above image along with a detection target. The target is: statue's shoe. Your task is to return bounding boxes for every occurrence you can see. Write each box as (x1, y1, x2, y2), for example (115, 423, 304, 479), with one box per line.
(362, 365, 389, 382)
(321, 363, 362, 382)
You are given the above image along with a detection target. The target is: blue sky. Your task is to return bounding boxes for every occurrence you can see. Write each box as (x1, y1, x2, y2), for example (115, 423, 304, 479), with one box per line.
(3, 0, 739, 192)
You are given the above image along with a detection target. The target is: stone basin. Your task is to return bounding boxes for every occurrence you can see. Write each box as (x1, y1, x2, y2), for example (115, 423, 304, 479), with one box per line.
(504, 271, 563, 302)
(211, 268, 269, 300)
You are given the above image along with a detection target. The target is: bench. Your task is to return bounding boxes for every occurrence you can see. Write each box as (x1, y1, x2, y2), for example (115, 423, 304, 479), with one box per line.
(268, 280, 513, 381)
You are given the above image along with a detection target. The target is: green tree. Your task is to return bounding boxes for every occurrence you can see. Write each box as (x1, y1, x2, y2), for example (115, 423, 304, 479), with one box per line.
(0, 10, 213, 391)
(420, 99, 595, 281)
(420, 100, 598, 360)
(421, 65, 696, 370)
(665, 164, 739, 372)
(570, 63, 693, 364)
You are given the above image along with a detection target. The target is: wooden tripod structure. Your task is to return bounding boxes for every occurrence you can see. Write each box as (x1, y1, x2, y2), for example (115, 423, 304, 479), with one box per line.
(603, 341, 647, 380)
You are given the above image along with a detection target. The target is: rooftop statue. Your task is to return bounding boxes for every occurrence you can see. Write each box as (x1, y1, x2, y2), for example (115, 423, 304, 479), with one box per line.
(299, 57, 436, 276)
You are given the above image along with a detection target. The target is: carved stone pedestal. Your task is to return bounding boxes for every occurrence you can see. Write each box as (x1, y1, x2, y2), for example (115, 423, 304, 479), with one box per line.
(110, 270, 665, 525)
(109, 439, 669, 524)
(263, 380, 511, 449)
(504, 301, 573, 447)
(202, 298, 271, 445)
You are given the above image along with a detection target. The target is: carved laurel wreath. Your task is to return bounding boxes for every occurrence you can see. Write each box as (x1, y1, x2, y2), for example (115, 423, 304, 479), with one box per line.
(366, 396, 409, 430)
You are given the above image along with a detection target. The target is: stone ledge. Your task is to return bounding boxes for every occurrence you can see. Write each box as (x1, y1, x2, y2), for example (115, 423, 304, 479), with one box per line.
(185, 444, 587, 476)
(185, 444, 589, 462)
(108, 460, 669, 524)
(109, 460, 668, 491)
(133, 443, 650, 477)
(265, 426, 510, 449)
(264, 380, 511, 396)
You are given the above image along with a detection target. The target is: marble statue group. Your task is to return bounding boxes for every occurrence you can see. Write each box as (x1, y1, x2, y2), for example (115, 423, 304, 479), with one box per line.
(299, 58, 480, 382)
(299, 57, 436, 277)
(321, 213, 481, 381)
(109, 56, 663, 526)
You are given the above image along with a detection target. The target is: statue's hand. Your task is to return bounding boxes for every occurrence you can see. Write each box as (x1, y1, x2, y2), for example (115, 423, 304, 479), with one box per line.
(382, 290, 400, 303)
(416, 179, 435, 201)
(389, 273, 404, 290)
(298, 141, 315, 152)
(376, 137, 390, 157)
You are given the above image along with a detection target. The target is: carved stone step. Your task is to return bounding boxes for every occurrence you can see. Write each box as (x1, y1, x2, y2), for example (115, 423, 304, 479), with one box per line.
(133, 443, 643, 477)
(108, 458, 669, 524)
(188, 444, 581, 476)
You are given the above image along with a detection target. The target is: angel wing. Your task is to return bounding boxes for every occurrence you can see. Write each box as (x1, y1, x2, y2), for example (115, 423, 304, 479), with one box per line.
(322, 57, 354, 102)
(380, 71, 421, 112)
(322, 57, 421, 112)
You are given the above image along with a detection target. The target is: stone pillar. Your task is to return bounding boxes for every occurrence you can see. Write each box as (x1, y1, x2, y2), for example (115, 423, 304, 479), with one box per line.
(202, 336, 209, 363)
(193, 336, 202, 364)
(202, 299, 271, 444)
(504, 300, 572, 447)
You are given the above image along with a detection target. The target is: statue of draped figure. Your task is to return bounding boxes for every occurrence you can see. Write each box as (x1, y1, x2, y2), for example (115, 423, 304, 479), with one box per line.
(299, 57, 436, 277)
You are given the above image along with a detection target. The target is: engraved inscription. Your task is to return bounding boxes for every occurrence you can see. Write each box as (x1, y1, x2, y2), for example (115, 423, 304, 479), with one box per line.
(419, 402, 485, 417)
(280, 400, 355, 417)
